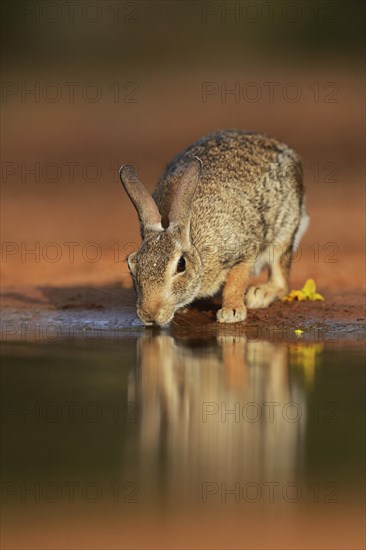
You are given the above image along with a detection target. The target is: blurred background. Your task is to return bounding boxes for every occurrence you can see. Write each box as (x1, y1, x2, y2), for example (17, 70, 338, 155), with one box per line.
(1, 0, 365, 290)
(1, 3, 365, 549)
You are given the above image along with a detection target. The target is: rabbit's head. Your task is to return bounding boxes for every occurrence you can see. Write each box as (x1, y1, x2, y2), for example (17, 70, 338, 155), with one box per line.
(120, 159, 202, 326)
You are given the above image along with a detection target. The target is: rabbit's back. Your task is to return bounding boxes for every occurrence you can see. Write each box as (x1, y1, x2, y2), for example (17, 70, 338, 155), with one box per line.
(166, 130, 300, 188)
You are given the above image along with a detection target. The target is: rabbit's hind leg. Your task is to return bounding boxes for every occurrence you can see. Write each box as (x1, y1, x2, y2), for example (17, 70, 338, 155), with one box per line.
(217, 261, 251, 323)
(245, 242, 291, 309)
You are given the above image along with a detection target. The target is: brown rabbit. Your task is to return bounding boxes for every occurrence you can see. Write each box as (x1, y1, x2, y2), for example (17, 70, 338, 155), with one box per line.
(120, 130, 308, 326)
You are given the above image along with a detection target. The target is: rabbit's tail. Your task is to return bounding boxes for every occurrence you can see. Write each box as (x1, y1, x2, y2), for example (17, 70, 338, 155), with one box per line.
(293, 200, 309, 248)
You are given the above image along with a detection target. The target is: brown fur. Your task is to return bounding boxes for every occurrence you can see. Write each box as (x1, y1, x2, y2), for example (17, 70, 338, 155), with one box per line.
(121, 129, 308, 325)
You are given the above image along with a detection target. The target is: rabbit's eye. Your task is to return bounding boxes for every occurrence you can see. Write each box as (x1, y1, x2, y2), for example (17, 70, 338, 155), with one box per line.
(176, 256, 186, 273)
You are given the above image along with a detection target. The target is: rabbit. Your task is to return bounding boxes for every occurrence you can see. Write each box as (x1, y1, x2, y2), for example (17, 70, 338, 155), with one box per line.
(120, 129, 309, 326)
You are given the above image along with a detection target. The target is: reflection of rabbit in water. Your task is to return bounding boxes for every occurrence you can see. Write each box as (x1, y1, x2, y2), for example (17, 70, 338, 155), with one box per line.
(128, 334, 306, 502)
(121, 130, 309, 326)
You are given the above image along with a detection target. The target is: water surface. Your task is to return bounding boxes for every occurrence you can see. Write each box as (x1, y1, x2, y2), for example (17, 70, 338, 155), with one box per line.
(1, 335, 365, 549)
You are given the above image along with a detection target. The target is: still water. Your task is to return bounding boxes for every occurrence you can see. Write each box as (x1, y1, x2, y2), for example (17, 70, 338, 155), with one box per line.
(1, 335, 365, 549)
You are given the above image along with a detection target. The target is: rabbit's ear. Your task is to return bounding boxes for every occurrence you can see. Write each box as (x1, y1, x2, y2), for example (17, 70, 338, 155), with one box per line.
(120, 165, 162, 232)
(169, 157, 202, 229)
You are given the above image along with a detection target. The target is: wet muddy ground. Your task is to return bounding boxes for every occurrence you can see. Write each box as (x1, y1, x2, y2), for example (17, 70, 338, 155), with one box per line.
(1, 284, 365, 343)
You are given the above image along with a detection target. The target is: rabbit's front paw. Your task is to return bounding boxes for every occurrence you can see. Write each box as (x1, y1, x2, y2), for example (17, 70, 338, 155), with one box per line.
(246, 284, 286, 309)
(217, 306, 247, 324)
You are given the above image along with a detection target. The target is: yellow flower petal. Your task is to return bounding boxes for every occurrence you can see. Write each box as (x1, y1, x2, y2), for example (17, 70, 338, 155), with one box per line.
(282, 279, 325, 302)
(302, 278, 316, 297)
(312, 293, 325, 301)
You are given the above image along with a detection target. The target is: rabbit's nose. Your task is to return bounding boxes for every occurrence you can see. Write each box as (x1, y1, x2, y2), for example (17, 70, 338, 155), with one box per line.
(142, 312, 155, 323)
(146, 300, 162, 315)
(138, 304, 162, 324)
